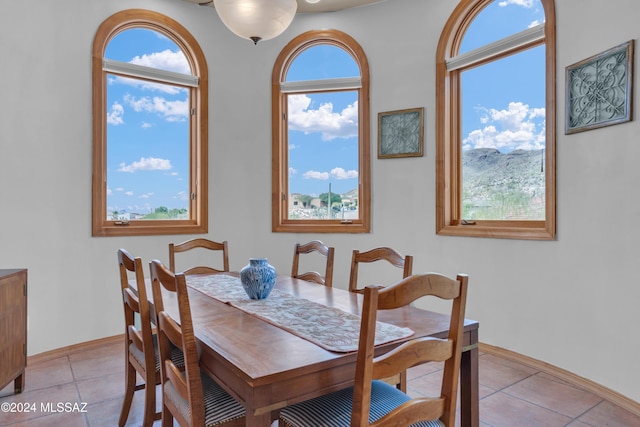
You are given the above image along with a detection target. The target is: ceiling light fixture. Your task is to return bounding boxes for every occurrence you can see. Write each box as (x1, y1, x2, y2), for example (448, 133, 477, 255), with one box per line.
(213, 0, 298, 45)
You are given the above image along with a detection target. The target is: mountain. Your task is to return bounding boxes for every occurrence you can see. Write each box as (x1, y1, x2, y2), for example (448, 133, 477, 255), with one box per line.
(462, 148, 545, 219)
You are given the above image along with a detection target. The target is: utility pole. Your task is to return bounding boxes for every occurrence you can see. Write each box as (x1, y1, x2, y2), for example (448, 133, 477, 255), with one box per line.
(328, 182, 332, 219)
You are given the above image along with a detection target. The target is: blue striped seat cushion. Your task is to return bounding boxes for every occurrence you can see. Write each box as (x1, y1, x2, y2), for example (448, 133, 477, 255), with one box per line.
(164, 369, 245, 426)
(279, 380, 445, 427)
(129, 334, 185, 373)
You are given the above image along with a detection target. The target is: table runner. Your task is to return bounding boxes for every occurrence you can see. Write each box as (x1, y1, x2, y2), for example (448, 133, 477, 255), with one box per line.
(187, 274, 414, 353)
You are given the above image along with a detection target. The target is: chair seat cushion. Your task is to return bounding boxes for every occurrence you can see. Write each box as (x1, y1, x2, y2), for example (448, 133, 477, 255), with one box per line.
(279, 380, 445, 427)
(164, 370, 245, 426)
(129, 334, 185, 373)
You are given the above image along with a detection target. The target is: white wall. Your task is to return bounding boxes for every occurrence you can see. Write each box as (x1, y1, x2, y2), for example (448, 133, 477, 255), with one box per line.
(1, 0, 638, 402)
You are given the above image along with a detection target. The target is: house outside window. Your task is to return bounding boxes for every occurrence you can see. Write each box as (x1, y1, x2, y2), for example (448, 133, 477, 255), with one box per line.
(272, 30, 371, 233)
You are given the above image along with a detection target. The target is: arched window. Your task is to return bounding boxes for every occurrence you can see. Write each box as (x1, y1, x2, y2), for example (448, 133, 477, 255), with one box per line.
(272, 30, 370, 233)
(92, 10, 208, 236)
(436, 0, 556, 240)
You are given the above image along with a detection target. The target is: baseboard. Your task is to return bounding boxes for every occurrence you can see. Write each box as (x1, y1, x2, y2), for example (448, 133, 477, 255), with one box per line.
(27, 334, 124, 365)
(480, 343, 640, 418)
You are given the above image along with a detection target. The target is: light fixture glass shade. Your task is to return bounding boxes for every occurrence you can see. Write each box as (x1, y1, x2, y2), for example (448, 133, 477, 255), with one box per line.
(214, 0, 297, 44)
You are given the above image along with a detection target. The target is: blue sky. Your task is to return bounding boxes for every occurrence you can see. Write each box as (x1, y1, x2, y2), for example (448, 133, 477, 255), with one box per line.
(105, 29, 191, 214)
(104, 0, 545, 212)
(286, 44, 360, 198)
(461, 0, 546, 153)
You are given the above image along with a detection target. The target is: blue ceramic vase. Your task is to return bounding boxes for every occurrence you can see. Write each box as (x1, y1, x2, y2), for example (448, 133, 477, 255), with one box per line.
(240, 258, 277, 299)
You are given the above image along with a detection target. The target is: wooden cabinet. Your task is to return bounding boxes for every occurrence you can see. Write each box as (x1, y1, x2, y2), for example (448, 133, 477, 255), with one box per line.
(0, 269, 27, 394)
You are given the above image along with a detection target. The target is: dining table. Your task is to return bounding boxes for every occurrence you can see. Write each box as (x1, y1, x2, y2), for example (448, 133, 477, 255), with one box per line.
(154, 272, 480, 427)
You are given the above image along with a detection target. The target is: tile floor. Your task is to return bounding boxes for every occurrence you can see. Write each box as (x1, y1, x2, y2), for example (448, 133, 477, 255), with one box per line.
(1, 338, 639, 427)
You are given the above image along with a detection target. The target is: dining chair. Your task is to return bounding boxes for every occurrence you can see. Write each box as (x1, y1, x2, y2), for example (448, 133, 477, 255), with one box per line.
(291, 240, 335, 287)
(117, 249, 185, 427)
(348, 247, 413, 294)
(279, 273, 469, 427)
(348, 247, 413, 391)
(169, 238, 230, 275)
(149, 259, 246, 427)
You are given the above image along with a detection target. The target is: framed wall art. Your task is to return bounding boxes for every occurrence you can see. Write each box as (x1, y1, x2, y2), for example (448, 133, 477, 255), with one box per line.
(565, 40, 634, 134)
(378, 107, 424, 158)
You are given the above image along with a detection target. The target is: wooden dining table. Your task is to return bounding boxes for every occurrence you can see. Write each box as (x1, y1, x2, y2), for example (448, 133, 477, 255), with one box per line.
(156, 273, 480, 427)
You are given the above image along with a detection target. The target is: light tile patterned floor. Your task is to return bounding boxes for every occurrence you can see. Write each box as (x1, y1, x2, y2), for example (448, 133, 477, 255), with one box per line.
(1, 339, 639, 426)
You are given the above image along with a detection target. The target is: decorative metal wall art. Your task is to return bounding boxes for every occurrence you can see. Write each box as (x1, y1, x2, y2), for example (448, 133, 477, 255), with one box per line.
(378, 107, 424, 158)
(565, 40, 634, 134)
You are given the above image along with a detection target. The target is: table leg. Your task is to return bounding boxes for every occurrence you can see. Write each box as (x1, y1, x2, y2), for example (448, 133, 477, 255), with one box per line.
(245, 410, 273, 427)
(460, 329, 479, 427)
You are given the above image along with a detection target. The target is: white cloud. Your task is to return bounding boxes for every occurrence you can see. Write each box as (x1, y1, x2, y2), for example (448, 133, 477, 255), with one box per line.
(529, 107, 545, 119)
(118, 157, 172, 173)
(498, 0, 534, 7)
(123, 94, 188, 122)
(130, 49, 191, 75)
(141, 122, 153, 128)
(125, 191, 134, 196)
(330, 167, 358, 180)
(303, 170, 330, 180)
(109, 50, 191, 95)
(463, 102, 545, 152)
(138, 192, 154, 199)
(302, 167, 358, 181)
(288, 94, 358, 141)
(107, 102, 124, 125)
(289, 167, 297, 175)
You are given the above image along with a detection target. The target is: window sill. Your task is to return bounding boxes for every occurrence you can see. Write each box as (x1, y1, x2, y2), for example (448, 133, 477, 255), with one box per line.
(273, 220, 370, 234)
(436, 221, 555, 240)
(92, 221, 207, 237)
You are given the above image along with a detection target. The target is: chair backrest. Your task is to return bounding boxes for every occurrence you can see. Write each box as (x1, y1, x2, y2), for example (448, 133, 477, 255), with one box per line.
(291, 240, 335, 287)
(350, 273, 468, 427)
(348, 247, 413, 293)
(118, 249, 155, 376)
(149, 259, 206, 427)
(169, 238, 230, 275)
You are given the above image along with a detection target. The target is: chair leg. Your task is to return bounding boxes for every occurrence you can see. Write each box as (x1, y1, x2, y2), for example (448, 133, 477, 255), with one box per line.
(118, 362, 137, 427)
(398, 370, 407, 393)
(141, 378, 157, 427)
(161, 404, 173, 427)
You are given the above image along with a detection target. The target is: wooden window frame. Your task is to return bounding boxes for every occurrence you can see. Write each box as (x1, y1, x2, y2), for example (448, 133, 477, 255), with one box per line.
(92, 9, 208, 237)
(271, 29, 371, 233)
(435, 0, 556, 240)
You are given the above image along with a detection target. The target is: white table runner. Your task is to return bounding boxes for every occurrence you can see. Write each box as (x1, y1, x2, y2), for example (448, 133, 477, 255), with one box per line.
(187, 274, 414, 353)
